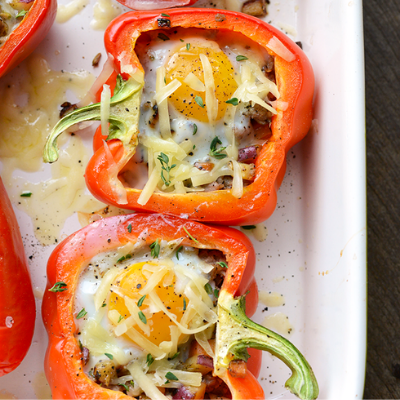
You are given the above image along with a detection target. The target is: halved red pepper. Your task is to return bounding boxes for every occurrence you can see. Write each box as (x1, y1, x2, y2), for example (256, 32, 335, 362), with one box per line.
(0, 0, 57, 78)
(42, 213, 318, 399)
(0, 177, 35, 376)
(44, 8, 314, 226)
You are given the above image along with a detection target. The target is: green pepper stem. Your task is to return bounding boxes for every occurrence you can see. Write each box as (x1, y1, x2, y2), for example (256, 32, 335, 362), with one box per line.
(43, 75, 142, 163)
(216, 292, 319, 400)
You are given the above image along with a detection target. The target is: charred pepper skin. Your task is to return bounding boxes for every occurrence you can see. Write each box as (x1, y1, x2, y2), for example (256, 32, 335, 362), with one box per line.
(0, 0, 57, 78)
(43, 8, 314, 226)
(0, 177, 35, 376)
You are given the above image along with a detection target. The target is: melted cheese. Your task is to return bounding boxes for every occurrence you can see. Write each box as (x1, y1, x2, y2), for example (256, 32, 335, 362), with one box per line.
(0, 54, 105, 245)
(56, 0, 90, 23)
(91, 0, 122, 30)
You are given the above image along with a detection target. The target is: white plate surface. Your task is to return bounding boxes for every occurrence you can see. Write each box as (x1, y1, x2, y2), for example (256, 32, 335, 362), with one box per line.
(0, 0, 366, 398)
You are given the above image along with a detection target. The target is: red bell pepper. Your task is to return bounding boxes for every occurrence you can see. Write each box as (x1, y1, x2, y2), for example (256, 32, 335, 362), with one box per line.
(42, 213, 318, 399)
(0, 177, 35, 376)
(0, 0, 57, 78)
(43, 8, 314, 226)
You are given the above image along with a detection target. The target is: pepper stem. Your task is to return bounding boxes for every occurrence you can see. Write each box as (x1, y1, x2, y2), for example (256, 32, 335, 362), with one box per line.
(43, 75, 142, 163)
(216, 291, 319, 400)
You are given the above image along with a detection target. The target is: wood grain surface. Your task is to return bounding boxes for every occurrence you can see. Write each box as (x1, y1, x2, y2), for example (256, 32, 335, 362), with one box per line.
(364, 0, 400, 398)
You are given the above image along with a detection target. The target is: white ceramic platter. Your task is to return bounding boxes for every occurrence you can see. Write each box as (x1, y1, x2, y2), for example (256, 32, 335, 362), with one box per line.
(0, 0, 366, 398)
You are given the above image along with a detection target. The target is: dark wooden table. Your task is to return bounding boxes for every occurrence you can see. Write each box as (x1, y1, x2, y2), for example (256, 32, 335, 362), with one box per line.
(363, 0, 400, 398)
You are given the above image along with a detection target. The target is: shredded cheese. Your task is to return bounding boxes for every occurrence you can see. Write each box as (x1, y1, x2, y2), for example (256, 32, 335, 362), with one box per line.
(155, 67, 172, 139)
(231, 160, 244, 198)
(200, 54, 218, 126)
(128, 362, 169, 400)
(148, 291, 215, 335)
(138, 167, 160, 206)
(154, 79, 181, 105)
(266, 37, 296, 62)
(183, 72, 206, 92)
(93, 267, 122, 311)
(78, 55, 115, 107)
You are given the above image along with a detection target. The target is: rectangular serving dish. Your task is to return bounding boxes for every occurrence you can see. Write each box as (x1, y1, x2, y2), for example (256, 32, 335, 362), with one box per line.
(0, 0, 366, 398)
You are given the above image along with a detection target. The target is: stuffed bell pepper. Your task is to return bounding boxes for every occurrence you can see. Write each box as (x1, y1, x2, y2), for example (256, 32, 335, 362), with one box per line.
(0, 177, 35, 376)
(0, 0, 56, 78)
(44, 9, 314, 226)
(42, 213, 318, 399)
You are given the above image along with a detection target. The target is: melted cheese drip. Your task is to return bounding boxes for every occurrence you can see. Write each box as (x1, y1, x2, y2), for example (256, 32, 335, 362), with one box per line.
(258, 291, 285, 307)
(91, 0, 122, 30)
(262, 312, 294, 337)
(0, 54, 105, 245)
(32, 371, 52, 400)
(56, 0, 90, 23)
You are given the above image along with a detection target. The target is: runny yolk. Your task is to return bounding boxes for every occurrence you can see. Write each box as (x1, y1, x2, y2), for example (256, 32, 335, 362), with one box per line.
(165, 42, 238, 123)
(109, 262, 187, 346)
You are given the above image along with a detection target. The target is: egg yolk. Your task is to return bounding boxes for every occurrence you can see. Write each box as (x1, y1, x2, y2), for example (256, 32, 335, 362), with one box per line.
(109, 262, 187, 346)
(165, 42, 238, 123)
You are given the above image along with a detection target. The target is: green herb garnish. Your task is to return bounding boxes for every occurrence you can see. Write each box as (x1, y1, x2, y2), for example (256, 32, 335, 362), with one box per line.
(20, 191, 32, 197)
(226, 98, 239, 106)
(169, 352, 180, 360)
(127, 223, 132, 233)
(16, 10, 27, 18)
(183, 226, 199, 243)
(176, 245, 183, 260)
(186, 43, 191, 51)
(105, 353, 113, 360)
(204, 283, 213, 295)
(217, 261, 228, 268)
(117, 254, 132, 263)
(118, 314, 125, 323)
(165, 372, 179, 381)
(49, 281, 67, 292)
(150, 239, 160, 258)
(209, 136, 227, 159)
(195, 96, 204, 108)
(161, 13, 170, 17)
(157, 152, 176, 187)
(121, 383, 129, 391)
(137, 295, 146, 307)
(193, 123, 198, 135)
(147, 353, 154, 366)
(138, 311, 147, 324)
(236, 55, 248, 61)
(183, 298, 187, 311)
(76, 308, 87, 319)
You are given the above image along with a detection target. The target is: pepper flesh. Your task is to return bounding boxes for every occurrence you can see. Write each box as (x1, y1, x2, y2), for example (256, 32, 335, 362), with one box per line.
(43, 8, 314, 226)
(42, 213, 318, 399)
(0, 0, 57, 78)
(0, 177, 35, 376)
